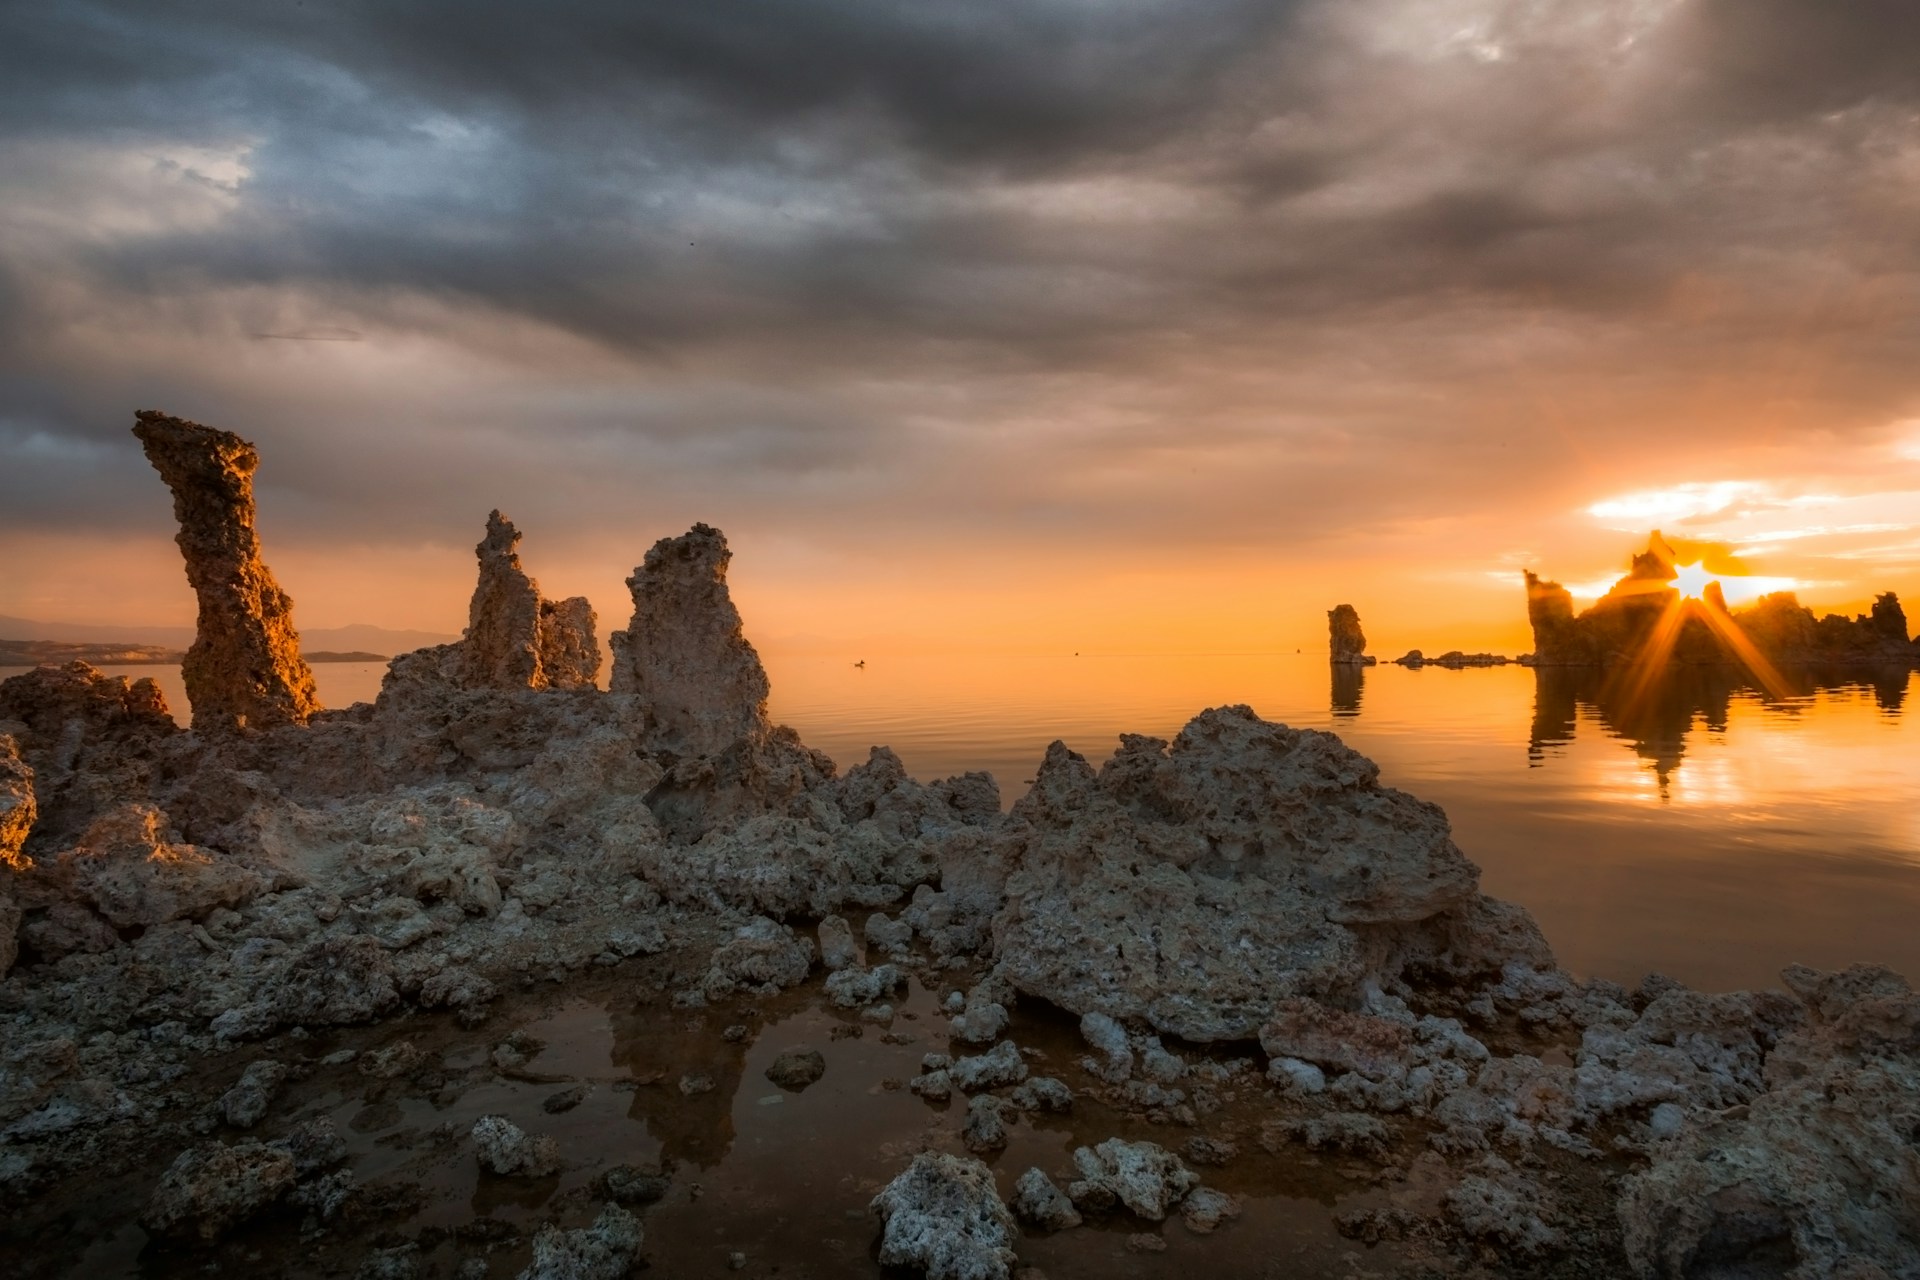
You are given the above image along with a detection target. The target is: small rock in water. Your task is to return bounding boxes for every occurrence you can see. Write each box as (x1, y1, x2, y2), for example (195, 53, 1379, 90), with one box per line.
(598, 1163, 671, 1205)
(679, 1073, 716, 1096)
(1011, 1167, 1082, 1232)
(1009, 1076, 1073, 1113)
(542, 1084, 588, 1114)
(1179, 1186, 1241, 1234)
(963, 1095, 1011, 1153)
(471, 1115, 560, 1179)
(949, 1040, 1027, 1092)
(818, 915, 859, 971)
(909, 1069, 954, 1103)
(765, 1048, 827, 1090)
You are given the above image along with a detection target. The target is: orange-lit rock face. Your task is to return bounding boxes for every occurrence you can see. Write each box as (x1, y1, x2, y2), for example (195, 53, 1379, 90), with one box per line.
(132, 410, 320, 732)
(0, 732, 33, 871)
(456, 510, 599, 691)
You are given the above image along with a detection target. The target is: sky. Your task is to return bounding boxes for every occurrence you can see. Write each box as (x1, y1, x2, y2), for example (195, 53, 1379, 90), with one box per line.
(2, 0, 1918, 656)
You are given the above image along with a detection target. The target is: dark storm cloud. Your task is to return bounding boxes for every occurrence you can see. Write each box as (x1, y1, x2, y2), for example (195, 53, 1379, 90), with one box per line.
(1, 0, 1918, 559)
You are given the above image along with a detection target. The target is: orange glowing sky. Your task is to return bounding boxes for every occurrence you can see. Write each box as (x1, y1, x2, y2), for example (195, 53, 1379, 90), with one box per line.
(2, 1, 1918, 656)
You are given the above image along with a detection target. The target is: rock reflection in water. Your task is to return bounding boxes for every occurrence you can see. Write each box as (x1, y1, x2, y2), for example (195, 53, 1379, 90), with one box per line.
(1528, 664, 1910, 794)
(1329, 663, 1364, 720)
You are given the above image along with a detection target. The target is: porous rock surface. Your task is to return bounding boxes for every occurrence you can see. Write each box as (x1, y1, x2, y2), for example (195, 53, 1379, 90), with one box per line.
(1, 421, 1915, 1279)
(456, 510, 599, 691)
(132, 410, 319, 732)
(988, 706, 1547, 1041)
(517, 1204, 643, 1280)
(609, 523, 771, 756)
(870, 1152, 1018, 1280)
(142, 1139, 297, 1244)
(1618, 963, 1920, 1279)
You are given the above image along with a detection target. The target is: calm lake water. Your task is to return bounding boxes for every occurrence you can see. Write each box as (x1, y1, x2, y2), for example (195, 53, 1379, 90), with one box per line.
(6, 652, 1916, 993)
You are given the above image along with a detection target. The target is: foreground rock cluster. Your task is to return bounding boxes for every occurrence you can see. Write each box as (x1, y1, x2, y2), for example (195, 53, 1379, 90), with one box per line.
(1, 413, 1915, 1279)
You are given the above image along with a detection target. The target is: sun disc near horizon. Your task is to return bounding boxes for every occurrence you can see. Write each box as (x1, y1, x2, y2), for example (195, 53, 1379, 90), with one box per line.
(1672, 561, 1720, 601)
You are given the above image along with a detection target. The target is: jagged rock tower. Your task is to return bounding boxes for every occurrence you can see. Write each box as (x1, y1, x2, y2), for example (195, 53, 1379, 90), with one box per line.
(610, 523, 771, 756)
(457, 510, 599, 690)
(132, 410, 319, 732)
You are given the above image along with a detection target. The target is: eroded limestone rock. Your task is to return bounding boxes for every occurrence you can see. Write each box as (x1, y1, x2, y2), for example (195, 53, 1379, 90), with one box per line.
(0, 662, 178, 853)
(142, 1139, 297, 1244)
(456, 511, 599, 691)
(990, 706, 1542, 1041)
(132, 410, 318, 732)
(1066, 1138, 1199, 1221)
(518, 1204, 642, 1280)
(1618, 964, 1920, 1279)
(0, 732, 32, 978)
(610, 523, 770, 756)
(870, 1152, 1018, 1280)
(1328, 604, 1373, 665)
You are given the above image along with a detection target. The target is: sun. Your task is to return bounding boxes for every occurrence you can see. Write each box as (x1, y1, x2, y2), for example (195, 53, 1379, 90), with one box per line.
(1671, 561, 1719, 600)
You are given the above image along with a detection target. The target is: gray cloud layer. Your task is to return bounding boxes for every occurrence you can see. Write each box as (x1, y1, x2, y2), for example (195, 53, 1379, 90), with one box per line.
(2, 0, 1917, 574)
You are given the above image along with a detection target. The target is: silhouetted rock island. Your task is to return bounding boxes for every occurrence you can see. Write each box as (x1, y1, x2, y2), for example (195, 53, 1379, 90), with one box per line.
(0, 416, 1914, 1279)
(1527, 532, 1918, 669)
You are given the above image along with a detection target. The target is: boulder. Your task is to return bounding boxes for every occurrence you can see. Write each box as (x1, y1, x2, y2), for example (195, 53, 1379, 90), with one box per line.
(517, 1204, 643, 1280)
(765, 1048, 826, 1090)
(142, 1140, 297, 1244)
(870, 1152, 1018, 1280)
(1066, 1138, 1199, 1221)
(990, 707, 1530, 1041)
(132, 410, 319, 732)
(1011, 1167, 1082, 1231)
(472, 1114, 560, 1178)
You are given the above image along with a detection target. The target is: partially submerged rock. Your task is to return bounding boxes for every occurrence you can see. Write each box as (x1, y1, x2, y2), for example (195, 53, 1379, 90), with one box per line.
(142, 1139, 297, 1244)
(132, 410, 319, 732)
(1011, 1167, 1082, 1232)
(1066, 1138, 1199, 1221)
(518, 1204, 643, 1280)
(472, 1114, 560, 1178)
(870, 1152, 1018, 1280)
(1328, 604, 1374, 665)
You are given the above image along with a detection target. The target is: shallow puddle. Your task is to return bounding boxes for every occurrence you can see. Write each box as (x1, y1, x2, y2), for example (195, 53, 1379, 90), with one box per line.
(27, 945, 1420, 1280)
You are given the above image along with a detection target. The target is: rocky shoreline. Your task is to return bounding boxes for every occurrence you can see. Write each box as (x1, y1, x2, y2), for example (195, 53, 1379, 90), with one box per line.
(1, 414, 1915, 1279)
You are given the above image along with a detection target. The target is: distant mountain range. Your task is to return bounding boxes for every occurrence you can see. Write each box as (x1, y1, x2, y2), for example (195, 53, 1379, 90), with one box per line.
(0, 615, 458, 663)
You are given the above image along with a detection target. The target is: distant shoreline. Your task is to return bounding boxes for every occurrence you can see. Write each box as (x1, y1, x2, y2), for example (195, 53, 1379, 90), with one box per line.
(0, 641, 388, 666)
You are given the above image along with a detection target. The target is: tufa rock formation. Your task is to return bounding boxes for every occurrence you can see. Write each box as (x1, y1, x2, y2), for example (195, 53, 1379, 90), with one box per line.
(610, 523, 772, 756)
(456, 510, 599, 691)
(1526, 532, 1918, 668)
(132, 411, 319, 731)
(1327, 604, 1374, 665)
(987, 706, 1548, 1041)
(3, 416, 1918, 1278)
